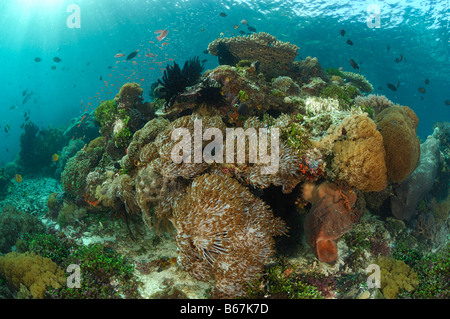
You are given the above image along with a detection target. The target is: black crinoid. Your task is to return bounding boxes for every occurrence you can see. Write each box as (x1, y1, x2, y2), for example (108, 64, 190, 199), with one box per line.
(156, 56, 205, 107)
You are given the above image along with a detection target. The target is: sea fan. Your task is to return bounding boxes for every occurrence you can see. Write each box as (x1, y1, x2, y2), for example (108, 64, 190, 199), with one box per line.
(157, 56, 205, 107)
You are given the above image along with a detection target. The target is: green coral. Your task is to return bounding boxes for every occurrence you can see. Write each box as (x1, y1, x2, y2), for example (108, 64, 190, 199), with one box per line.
(55, 244, 141, 299)
(280, 116, 311, 157)
(245, 263, 323, 299)
(325, 67, 345, 78)
(408, 243, 450, 298)
(94, 100, 116, 128)
(319, 84, 359, 110)
(237, 90, 249, 102)
(17, 232, 71, 265)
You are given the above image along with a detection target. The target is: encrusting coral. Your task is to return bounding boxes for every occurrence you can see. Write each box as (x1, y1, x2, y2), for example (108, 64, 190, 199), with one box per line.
(375, 106, 420, 183)
(171, 173, 287, 297)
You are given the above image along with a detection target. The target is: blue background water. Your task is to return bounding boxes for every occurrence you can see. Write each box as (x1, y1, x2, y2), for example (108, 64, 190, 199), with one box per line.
(0, 0, 449, 165)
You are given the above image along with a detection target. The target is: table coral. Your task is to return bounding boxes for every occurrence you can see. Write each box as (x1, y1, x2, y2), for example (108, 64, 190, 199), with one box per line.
(208, 32, 299, 79)
(375, 106, 420, 183)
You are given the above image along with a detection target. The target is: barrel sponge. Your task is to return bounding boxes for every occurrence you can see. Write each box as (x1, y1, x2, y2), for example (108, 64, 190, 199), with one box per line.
(375, 106, 420, 183)
(0, 252, 65, 299)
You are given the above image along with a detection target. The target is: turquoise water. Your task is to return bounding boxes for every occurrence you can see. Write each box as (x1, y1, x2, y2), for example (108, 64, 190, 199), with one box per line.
(0, 0, 448, 164)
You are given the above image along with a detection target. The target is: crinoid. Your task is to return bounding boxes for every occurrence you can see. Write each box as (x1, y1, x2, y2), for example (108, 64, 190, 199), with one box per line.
(156, 56, 205, 107)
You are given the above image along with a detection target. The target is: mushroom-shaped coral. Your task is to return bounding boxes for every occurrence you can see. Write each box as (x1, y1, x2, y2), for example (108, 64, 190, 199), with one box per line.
(171, 173, 287, 297)
(208, 32, 299, 78)
(375, 106, 420, 183)
(302, 182, 358, 264)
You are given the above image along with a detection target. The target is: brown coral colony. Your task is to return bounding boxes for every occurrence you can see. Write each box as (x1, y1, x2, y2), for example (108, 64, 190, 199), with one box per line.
(57, 32, 422, 297)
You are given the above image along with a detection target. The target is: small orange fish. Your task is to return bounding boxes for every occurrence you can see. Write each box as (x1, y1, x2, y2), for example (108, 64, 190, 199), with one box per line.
(14, 174, 22, 182)
(114, 53, 126, 58)
(162, 42, 169, 46)
(156, 29, 169, 42)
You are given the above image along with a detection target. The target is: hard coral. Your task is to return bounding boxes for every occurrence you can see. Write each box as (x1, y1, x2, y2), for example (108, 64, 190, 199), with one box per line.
(375, 106, 420, 183)
(172, 173, 287, 297)
(303, 182, 358, 264)
(208, 32, 299, 79)
(314, 114, 387, 192)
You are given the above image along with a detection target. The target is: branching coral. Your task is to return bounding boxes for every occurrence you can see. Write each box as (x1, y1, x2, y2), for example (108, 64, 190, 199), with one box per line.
(171, 173, 287, 297)
(354, 94, 394, 117)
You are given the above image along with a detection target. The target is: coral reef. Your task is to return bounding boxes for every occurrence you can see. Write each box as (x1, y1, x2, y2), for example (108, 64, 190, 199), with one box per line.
(0, 252, 65, 299)
(375, 256, 419, 299)
(314, 114, 387, 192)
(302, 182, 358, 263)
(354, 94, 393, 117)
(18, 121, 69, 175)
(340, 71, 373, 93)
(172, 173, 287, 297)
(155, 56, 205, 107)
(375, 106, 420, 183)
(208, 32, 299, 79)
(390, 128, 441, 221)
(0, 205, 45, 253)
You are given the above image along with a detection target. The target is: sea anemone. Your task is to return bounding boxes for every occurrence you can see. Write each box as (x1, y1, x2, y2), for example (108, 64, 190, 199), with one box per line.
(156, 56, 205, 107)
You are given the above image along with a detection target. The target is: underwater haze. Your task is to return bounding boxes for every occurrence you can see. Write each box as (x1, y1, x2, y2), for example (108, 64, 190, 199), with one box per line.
(0, 0, 449, 302)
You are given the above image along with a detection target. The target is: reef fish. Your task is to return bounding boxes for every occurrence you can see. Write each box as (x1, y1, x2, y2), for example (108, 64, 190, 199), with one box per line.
(248, 26, 257, 32)
(219, 12, 227, 17)
(34, 57, 42, 62)
(387, 83, 397, 91)
(445, 100, 450, 105)
(126, 50, 139, 60)
(114, 53, 126, 58)
(346, 39, 353, 46)
(340, 28, 345, 36)
(155, 29, 169, 42)
(53, 57, 62, 63)
(51, 66, 56, 70)
(418, 87, 426, 94)
(349, 59, 359, 69)
(52, 153, 59, 162)
(425, 78, 430, 85)
(14, 174, 22, 182)
(4, 124, 10, 133)
(241, 19, 248, 25)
